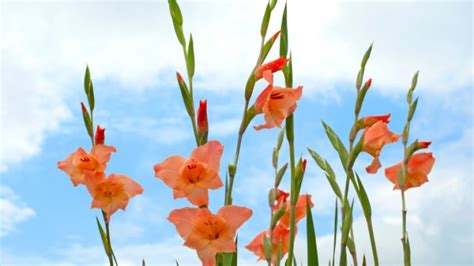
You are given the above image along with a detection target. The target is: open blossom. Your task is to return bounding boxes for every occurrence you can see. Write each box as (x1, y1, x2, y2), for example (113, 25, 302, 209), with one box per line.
(57, 144, 116, 187)
(362, 121, 400, 174)
(245, 224, 291, 265)
(168, 206, 252, 266)
(359, 114, 391, 128)
(278, 194, 314, 229)
(385, 152, 435, 191)
(254, 72, 303, 130)
(154, 141, 224, 206)
(90, 173, 144, 222)
(255, 57, 288, 80)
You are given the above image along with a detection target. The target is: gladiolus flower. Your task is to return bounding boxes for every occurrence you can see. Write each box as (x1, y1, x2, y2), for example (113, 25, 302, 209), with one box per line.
(197, 100, 208, 135)
(95, 125, 105, 145)
(255, 57, 288, 80)
(362, 121, 400, 174)
(58, 144, 116, 187)
(154, 141, 224, 206)
(273, 189, 290, 210)
(384, 152, 435, 191)
(254, 72, 303, 130)
(91, 173, 144, 222)
(168, 206, 252, 266)
(278, 194, 314, 228)
(245, 224, 291, 265)
(359, 114, 391, 128)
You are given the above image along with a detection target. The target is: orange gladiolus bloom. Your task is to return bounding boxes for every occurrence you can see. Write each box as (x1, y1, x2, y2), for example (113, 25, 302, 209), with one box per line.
(245, 224, 291, 265)
(57, 144, 116, 187)
(278, 194, 314, 228)
(384, 152, 435, 191)
(254, 72, 303, 130)
(90, 173, 144, 222)
(154, 141, 224, 206)
(273, 189, 290, 211)
(360, 114, 391, 128)
(362, 121, 400, 174)
(255, 57, 288, 80)
(168, 206, 252, 266)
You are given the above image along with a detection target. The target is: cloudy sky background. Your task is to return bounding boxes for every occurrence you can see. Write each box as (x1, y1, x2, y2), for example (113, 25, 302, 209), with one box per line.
(1, 0, 472, 265)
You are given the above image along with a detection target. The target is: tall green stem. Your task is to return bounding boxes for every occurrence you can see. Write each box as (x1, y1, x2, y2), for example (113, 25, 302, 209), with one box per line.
(286, 115, 296, 265)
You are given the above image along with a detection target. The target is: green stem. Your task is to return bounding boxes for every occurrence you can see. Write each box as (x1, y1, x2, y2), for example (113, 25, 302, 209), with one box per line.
(102, 211, 115, 266)
(286, 115, 297, 266)
(366, 218, 379, 265)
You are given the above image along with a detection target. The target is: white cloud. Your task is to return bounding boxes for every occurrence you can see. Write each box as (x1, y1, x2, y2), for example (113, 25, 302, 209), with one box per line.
(1, 1, 471, 172)
(0, 185, 36, 237)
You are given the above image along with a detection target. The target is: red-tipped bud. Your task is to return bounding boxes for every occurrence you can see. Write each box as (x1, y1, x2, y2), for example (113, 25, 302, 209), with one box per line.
(95, 125, 105, 145)
(302, 159, 307, 172)
(417, 141, 431, 149)
(270, 31, 281, 42)
(81, 102, 88, 114)
(255, 57, 289, 80)
(359, 114, 391, 128)
(176, 72, 185, 84)
(197, 100, 208, 135)
(365, 78, 372, 90)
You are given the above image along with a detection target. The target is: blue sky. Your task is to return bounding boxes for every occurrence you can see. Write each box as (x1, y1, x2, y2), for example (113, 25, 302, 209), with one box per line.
(1, 1, 472, 265)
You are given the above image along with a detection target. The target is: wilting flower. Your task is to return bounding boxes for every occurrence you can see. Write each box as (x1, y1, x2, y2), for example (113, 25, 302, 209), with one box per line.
(197, 100, 208, 135)
(58, 144, 116, 187)
(362, 121, 400, 174)
(154, 141, 224, 206)
(90, 173, 144, 222)
(255, 57, 288, 80)
(245, 223, 291, 265)
(95, 125, 106, 145)
(278, 194, 314, 228)
(359, 114, 391, 128)
(168, 206, 252, 266)
(254, 72, 303, 130)
(385, 152, 435, 191)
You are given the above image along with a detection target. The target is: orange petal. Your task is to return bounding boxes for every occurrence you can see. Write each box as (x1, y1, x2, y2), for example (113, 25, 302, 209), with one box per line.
(115, 174, 144, 198)
(58, 151, 83, 186)
(173, 189, 186, 199)
(217, 205, 253, 234)
(168, 207, 201, 239)
(189, 141, 224, 173)
(366, 156, 382, 174)
(154, 155, 186, 188)
(255, 85, 273, 114)
(196, 245, 219, 266)
(245, 231, 266, 261)
(90, 144, 116, 167)
(185, 186, 209, 206)
(196, 169, 223, 190)
(184, 231, 211, 250)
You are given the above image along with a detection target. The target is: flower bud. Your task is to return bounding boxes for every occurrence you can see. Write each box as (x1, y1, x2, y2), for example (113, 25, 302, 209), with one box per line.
(358, 114, 391, 128)
(255, 57, 289, 80)
(95, 125, 105, 145)
(197, 100, 208, 135)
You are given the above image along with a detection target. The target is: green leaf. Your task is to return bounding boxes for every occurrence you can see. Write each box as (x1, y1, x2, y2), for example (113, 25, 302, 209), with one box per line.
(84, 65, 91, 95)
(277, 127, 285, 151)
(407, 71, 419, 103)
(407, 98, 418, 122)
(168, 0, 186, 46)
(263, 234, 272, 262)
(96, 217, 111, 256)
(81, 105, 94, 139)
(340, 200, 354, 246)
(404, 235, 411, 266)
(361, 43, 373, 68)
(306, 196, 319, 266)
(332, 199, 338, 266)
(321, 121, 348, 167)
(244, 72, 256, 101)
(284, 54, 293, 88)
(279, 3, 288, 58)
(260, 3, 271, 38)
(187, 34, 195, 78)
(346, 137, 363, 170)
(325, 173, 342, 200)
(261, 33, 278, 64)
(176, 73, 194, 118)
(221, 252, 236, 266)
(307, 148, 326, 170)
(276, 243, 282, 266)
(275, 163, 288, 188)
(356, 173, 372, 218)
